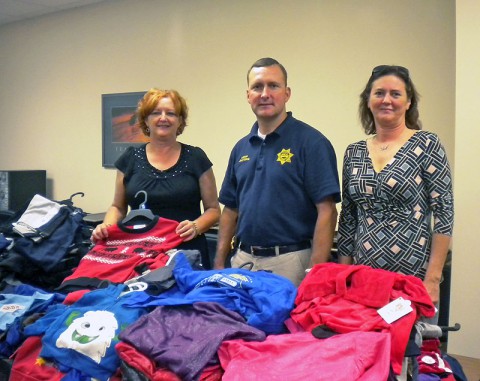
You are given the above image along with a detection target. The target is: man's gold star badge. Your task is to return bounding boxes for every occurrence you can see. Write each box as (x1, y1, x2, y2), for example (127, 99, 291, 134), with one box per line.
(277, 148, 294, 165)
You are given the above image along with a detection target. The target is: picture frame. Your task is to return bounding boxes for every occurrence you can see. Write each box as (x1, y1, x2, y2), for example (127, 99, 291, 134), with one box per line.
(102, 91, 148, 168)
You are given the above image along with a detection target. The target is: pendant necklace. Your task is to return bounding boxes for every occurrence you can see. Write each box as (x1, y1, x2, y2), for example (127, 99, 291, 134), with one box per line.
(374, 135, 389, 151)
(379, 144, 389, 151)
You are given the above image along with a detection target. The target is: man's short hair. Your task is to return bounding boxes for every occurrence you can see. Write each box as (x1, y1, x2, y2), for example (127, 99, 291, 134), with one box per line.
(247, 57, 288, 85)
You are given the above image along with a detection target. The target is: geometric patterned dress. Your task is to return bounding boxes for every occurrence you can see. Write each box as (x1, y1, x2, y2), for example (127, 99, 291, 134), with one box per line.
(337, 130, 454, 279)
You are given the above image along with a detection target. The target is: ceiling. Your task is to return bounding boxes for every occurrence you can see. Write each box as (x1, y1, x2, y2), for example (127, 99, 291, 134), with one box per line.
(0, 0, 109, 27)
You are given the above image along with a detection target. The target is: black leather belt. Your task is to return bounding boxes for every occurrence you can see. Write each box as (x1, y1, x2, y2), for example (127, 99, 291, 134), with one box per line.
(238, 241, 311, 257)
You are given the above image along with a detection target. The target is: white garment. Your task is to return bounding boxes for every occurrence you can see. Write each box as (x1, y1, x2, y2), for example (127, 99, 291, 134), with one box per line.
(12, 194, 65, 240)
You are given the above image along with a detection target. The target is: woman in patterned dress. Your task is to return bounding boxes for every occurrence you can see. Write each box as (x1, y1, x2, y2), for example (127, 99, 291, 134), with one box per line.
(337, 66, 453, 305)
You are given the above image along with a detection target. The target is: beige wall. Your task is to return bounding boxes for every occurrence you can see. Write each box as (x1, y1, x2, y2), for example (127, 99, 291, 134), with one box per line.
(0, 0, 474, 357)
(0, 0, 455, 211)
(448, 0, 480, 359)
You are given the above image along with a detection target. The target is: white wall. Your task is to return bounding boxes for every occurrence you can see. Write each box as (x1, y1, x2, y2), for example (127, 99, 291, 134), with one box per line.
(1, 0, 475, 357)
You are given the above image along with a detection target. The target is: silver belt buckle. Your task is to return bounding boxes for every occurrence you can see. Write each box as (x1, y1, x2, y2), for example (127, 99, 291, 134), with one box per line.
(251, 245, 262, 255)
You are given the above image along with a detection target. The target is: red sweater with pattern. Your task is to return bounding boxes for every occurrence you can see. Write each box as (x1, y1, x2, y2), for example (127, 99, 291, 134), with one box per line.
(61, 217, 183, 288)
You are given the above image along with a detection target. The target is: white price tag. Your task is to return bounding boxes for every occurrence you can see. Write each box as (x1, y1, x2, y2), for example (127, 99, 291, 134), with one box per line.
(377, 297, 413, 324)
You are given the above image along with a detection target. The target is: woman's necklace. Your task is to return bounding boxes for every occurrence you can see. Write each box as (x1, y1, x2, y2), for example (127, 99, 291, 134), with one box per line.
(374, 136, 390, 151)
(379, 143, 389, 151)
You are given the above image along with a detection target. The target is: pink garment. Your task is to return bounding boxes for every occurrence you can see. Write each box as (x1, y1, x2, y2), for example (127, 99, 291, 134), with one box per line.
(291, 263, 435, 374)
(418, 338, 453, 376)
(218, 331, 391, 381)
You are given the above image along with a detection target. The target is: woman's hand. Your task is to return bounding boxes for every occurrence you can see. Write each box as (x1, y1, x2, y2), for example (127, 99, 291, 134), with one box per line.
(176, 220, 199, 241)
(91, 223, 112, 243)
(423, 277, 440, 305)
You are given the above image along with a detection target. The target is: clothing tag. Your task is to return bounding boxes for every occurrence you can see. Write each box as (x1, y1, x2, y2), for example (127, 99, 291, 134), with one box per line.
(377, 297, 413, 324)
(218, 276, 239, 287)
(1, 304, 25, 313)
(132, 224, 147, 229)
(119, 281, 148, 297)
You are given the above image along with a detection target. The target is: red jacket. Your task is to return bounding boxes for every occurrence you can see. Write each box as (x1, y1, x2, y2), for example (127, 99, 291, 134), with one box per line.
(291, 263, 435, 375)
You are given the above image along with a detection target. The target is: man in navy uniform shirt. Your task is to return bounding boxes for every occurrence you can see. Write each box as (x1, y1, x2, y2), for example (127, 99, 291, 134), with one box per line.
(214, 57, 340, 286)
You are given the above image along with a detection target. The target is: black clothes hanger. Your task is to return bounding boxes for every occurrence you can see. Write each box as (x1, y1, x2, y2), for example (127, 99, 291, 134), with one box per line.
(55, 192, 85, 207)
(441, 322, 461, 332)
(121, 190, 155, 225)
(69, 192, 85, 203)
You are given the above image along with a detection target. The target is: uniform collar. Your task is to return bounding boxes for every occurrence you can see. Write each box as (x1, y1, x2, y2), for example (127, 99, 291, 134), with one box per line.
(248, 112, 293, 142)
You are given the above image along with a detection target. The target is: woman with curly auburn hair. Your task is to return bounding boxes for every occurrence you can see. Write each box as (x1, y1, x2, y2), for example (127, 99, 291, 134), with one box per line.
(92, 88, 220, 268)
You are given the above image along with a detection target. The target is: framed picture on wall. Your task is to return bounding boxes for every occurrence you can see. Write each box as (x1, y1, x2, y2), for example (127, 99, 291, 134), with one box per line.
(102, 91, 148, 168)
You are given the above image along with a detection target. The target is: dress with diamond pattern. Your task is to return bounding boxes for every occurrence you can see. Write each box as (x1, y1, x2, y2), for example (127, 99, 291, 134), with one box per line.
(337, 131, 454, 279)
